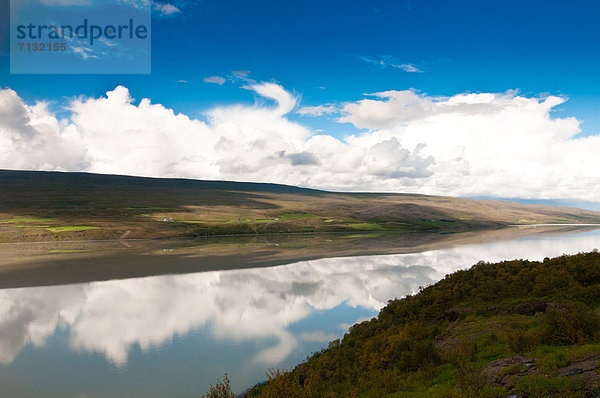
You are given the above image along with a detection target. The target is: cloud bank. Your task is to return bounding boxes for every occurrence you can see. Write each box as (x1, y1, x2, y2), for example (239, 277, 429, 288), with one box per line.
(0, 83, 599, 200)
(297, 104, 338, 116)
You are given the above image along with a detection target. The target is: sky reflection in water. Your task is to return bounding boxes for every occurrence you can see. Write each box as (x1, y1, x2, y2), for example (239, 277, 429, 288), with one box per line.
(0, 229, 599, 397)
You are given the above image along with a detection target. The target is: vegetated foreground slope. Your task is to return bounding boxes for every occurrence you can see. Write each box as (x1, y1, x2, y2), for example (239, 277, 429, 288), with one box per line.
(1, 169, 599, 242)
(243, 251, 600, 398)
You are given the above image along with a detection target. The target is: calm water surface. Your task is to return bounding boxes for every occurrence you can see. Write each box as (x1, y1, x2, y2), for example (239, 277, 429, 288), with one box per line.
(1, 228, 599, 397)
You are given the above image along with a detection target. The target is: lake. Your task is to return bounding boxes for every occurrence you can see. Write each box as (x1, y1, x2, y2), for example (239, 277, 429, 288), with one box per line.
(1, 226, 599, 397)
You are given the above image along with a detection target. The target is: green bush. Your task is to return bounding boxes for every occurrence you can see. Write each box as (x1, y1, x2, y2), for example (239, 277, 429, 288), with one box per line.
(539, 304, 600, 345)
(256, 369, 308, 398)
(505, 328, 537, 353)
(244, 251, 600, 397)
(517, 375, 585, 398)
(444, 340, 478, 367)
(202, 374, 235, 398)
(455, 362, 486, 398)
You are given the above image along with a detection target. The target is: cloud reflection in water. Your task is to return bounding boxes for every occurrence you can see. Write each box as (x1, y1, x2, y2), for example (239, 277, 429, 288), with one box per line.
(0, 230, 598, 368)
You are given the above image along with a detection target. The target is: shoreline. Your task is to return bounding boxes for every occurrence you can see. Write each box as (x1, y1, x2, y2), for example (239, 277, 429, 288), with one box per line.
(1, 225, 599, 290)
(3, 223, 600, 246)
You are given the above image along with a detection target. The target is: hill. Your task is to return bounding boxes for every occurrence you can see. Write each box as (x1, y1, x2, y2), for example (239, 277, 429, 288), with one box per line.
(1, 169, 599, 243)
(241, 251, 600, 397)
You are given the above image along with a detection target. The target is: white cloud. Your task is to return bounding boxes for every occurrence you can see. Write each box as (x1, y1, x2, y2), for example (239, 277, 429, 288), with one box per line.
(337, 89, 600, 199)
(232, 70, 250, 78)
(153, 2, 180, 15)
(38, 0, 91, 5)
(360, 56, 423, 73)
(339, 90, 434, 129)
(1, 83, 600, 200)
(338, 316, 374, 332)
(118, 0, 179, 15)
(394, 63, 422, 73)
(297, 105, 338, 117)
(243, 82, 297, 114)
(99, 38, 119, 47)
(117, 0, 151, 9)
(203, 76, 226, 85)
(300, 331, 339, 343)
(71, 46, 99, 59)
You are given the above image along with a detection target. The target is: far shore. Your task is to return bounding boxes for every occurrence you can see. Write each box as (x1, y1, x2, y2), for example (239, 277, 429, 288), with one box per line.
(1, 225, 599, 290)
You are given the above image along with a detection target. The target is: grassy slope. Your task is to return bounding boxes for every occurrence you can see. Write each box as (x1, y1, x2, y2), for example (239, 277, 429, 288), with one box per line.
(1, 169, 600, 243)
(244, 251, 600, 398)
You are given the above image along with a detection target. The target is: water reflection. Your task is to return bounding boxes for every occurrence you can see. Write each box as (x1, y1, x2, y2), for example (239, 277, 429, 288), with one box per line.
(0, 229, 599, 396)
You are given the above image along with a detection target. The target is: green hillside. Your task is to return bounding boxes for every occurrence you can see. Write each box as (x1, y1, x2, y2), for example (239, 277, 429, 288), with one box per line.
(239, 251, 600, 397)
(1, 170, 599, 243)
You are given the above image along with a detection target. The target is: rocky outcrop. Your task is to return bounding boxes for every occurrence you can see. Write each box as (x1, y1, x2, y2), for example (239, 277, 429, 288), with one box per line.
(484, 356, 536, 390)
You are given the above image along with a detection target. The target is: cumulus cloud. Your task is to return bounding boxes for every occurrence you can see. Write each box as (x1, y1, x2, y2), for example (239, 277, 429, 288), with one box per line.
(1, 83, 600, 200)
(297, 104, 338, 116)
(338, 89, 600, 199)
(279, 151, 319, 166)
(0, 88, 87, 171)
(339, 89, 519, 129)
(203, 76, 226, 85)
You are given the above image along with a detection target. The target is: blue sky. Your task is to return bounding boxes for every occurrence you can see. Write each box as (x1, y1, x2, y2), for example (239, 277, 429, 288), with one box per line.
(1, 0, 600, 134)
(0, 0, 599, 205)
